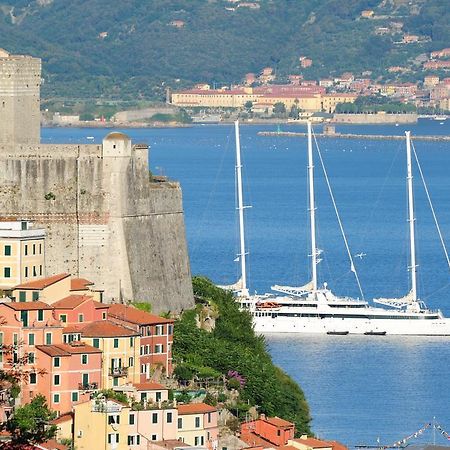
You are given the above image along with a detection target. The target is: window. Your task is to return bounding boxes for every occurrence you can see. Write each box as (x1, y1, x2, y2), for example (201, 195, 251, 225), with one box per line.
(24, 244, 28, 256)
(140, 364, 146, 374)
(78, 314, 84, 323)
(32, 266, 37, 277)
(137, 436, 140, 445)
(39, 265, 42, 276)
(108, 415, 120, 425)
(140, 393, 147, 402)
(72, 392, 79, 402)
(37, 310, 44, 321)
(54, 375, 60, 386)
(155, 325, 164, 336)
(129, 414, 135, 425)
(25, 267, 28, 278)
(19, 291, 26, 302)
(113, 377, 118, 387)
(0, 333, 3, 362)
(32, 291, 39, 301)
(154, 344, 163, 354)
(156, 392, 161, 402)
(53, 356, 60, 368)
(195, 417, 200, 428)
(46, 333, 52, 345)
(152, 412, 158, 424)
(108, 434, 119, 444)
(29, 373, 37, 384)
(113, 338, 119, 348)
(102, 312, 106, 320)
(168, 324, 173, 335)
(178, 418, 183, 429)
(32, 244, 36, 255)
(39, 244, 42, 254)
(59, 314, 67, 323)
(128, 357, 134, 367)
(21, 221, 27, 231)
(53, 393, 60, 404)
(167, 412, 173, 423)
(81, 354, 88, 365)
(28, 352, 35, 364)
(195, 437, 200, 446)
(207, 412, 212, 423)
(4, 267, 11, 278)
(277, 430, 281, 437)
(4, 245, 11, 256)
(93, 338, 100, 348)
(201, 436, 204, 445)
(20, 310, 28, 327)
(128, 436, 135, 446)
(129, 337, 134, 347)
(82, 373, 89, 386)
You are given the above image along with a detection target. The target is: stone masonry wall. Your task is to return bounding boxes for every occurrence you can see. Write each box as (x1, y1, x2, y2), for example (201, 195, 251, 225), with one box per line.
(0, 141, 194, 312)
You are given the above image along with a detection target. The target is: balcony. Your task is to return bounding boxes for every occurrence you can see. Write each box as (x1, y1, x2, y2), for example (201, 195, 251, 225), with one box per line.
(78, 382, 99, 391)
(109, 366, 128, 377)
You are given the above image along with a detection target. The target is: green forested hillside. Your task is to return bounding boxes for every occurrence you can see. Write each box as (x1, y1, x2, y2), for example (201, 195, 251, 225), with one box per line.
(0, 0, 449, 101)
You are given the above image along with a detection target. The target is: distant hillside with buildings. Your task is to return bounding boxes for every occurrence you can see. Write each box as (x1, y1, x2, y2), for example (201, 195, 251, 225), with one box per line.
(0, 0, 449, 106)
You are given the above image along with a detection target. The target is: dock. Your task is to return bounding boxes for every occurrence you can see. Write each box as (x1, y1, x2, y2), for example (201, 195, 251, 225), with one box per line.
(258, 131, 450, 142)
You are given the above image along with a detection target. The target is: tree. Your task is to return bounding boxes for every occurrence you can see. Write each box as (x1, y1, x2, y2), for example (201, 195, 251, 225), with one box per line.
(273, 102, 286, 117)
(244, 101, 253, 112)
(2, 395, 57, 447)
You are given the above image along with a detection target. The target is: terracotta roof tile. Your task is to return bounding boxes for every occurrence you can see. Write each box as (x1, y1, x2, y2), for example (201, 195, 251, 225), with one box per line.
(52, 295, 92, 309)
(70, 278, 94, 291)
(240, 431, 275, 448)
(62, 324, 85, 334)
(177, 402, 217, 415)
(36, 343, 101, 357)
(133, 382, 166, 391)
(3, 300, 53, 311)
(292, 438, 333, 448)
(93, 300, 109, 309)
(14, 273, 70, 290)
(80, 320, 139, 338)
(264, 417, 293, 428)
(51, 412, 73, 425)
(108, 304, 173, 325)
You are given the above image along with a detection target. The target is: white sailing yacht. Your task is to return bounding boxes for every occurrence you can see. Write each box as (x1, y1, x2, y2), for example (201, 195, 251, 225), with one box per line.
(234, 121, 450, 335)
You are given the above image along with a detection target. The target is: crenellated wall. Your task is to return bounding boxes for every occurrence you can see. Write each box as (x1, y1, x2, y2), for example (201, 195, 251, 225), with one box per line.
(0, 136, 194, 312)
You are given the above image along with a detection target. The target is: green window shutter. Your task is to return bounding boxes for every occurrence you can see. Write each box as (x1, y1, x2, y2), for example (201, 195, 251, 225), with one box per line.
(19, 291, 26, 302)
(4, 267, 11, 278)
(38, 309, 44, 321)
(28, 333, 35, 345)
(4, 245, 11, 256)
(93, 338, 100, 348)
(72, 392, 78, 402)
(32, 291, 39, 301)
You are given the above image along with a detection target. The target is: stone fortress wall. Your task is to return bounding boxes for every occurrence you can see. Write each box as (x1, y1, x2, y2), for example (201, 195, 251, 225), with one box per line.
(0, 49, 194, 312)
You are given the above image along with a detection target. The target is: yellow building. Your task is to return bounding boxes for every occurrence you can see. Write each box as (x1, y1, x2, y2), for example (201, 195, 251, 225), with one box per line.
(74, 399, 131, 450)
(77, 321, 140, 389)
(320, 94, 358, 113)
(0, 221, 46, 291)
(171, 87, 258, 108)
(12, 272, 103, 303)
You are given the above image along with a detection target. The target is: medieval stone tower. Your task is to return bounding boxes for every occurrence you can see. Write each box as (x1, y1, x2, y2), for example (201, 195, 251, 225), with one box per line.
(0, 50, 194, 312)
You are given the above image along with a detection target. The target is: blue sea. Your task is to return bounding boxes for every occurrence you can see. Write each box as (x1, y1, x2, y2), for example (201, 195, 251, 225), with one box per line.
(42, 120, 450, 447)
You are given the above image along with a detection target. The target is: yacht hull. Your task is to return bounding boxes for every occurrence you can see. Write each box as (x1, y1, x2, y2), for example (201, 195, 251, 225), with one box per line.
(252, 314, 450, 336)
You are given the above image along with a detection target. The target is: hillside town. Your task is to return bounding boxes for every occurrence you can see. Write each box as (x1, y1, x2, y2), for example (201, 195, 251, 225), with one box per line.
(168, 46, 450, 119)
(0, 222, 343, 450)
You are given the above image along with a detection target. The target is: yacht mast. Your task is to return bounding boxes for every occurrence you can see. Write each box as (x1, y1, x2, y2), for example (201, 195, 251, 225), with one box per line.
(307, 121, 318, 291)
(235, 120, 249, 297)
(406, 131, 418, 302)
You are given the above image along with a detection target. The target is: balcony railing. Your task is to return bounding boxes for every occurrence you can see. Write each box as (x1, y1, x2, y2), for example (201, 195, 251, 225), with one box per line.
(109, 366, 128, 377)
(78, 382, 99, 391)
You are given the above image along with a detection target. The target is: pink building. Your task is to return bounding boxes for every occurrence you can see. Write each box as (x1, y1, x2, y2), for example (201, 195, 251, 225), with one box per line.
(177, 402, 219, 446)
(52, 295, 109, 327)
(35, 342, 102, 414)
(108, 304, 174, 379)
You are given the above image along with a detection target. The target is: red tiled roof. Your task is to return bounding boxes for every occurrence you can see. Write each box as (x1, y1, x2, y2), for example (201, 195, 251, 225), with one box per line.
(51, 412, 73, 425)
(70, 278, 94, 291)
(52, 295, 92, 309)
(93, 300, 109, 309)
(38, 439, 69, 450)
(177, 402, 217, 415)
(36, 342, 101, 357)
(264, 416, 294, 428)
(240, 431, 276, 448)
(80, 320, 139, 337)
(292, 438, 333, 448)
(133, 382, 166, 391)
(62, 324, 84, 334)
(3, 301, 53, 311)
(279, 446, 299, 450)
(14, 273, 70, 290)
(108, 304, 173, 325)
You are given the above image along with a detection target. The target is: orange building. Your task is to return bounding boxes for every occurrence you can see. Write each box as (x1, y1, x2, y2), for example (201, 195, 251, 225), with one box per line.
(108, 303, 174, 379)
(241, 414, 295, 448)
(36, 342, 102, 414)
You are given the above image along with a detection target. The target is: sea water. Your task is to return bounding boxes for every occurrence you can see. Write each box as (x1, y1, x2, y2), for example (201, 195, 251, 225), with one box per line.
(42, 120, 450, 446)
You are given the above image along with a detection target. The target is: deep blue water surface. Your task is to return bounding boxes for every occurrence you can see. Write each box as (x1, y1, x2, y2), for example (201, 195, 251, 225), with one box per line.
(42, 120, 450, 446)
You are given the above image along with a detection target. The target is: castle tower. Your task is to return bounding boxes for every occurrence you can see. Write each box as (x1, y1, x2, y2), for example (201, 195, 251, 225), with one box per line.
(0, 49, 41, 145)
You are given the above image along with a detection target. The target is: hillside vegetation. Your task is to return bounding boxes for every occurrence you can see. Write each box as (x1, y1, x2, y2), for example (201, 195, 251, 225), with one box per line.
(0, 0, 449, 101)
(173, 277, 311, 435)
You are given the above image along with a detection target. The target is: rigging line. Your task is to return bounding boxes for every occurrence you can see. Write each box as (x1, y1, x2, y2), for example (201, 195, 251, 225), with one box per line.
(411, 140, 450, 273)
(312, 130, 365, 300)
